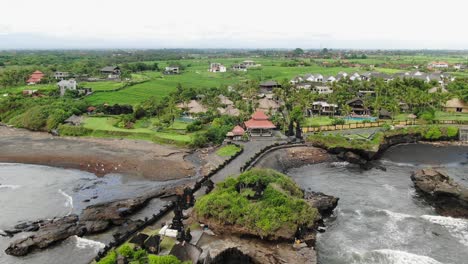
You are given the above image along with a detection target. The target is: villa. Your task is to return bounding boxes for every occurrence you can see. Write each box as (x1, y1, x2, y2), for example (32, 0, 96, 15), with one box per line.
(57, 79, 77, 96)
(444, 98, 467, 113)
(244, 111, 276, 137)
(226, 125, 245, 141)
(346, 98, 370, 116)
(310, 101, 338, 116)
(100, 66, 121, 79)
(209, 63, 226, 73)
(164, 66, 180, 75)
(27, 70, 45, 85)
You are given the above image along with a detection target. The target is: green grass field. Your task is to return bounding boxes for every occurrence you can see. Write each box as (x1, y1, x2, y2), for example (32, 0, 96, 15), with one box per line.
(82, 116, 192, 143)
(216, 144, 241, 157)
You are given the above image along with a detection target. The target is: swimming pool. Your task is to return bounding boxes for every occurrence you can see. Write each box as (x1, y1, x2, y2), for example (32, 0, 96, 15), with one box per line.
(343, 116, 377, 122)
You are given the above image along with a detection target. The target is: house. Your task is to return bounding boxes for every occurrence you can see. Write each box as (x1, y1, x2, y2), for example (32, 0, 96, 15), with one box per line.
(444, 98, 467, 113)
(295, 83, 312, 89)
(226, 125, 245, 141)
(378, 109, 392, 119)
(290, 76, 304, 84)
(454, 64, 466, 70)
(57, 79, 77, 96)
(311, 86, 333, 94)
(27, 70, 45, 85)
(346, 97, 370, 115)
(164, 66, 180, 75)
(232, 63, 247, 71)
(349, 72, 362, 81)
(100, 66, 121, 79)
(244, 111, 276, 136)
(310, 101, 337, 116)
(428, 61, 449, 69)
(259, 80, 280, 92)
(218, 105, 240, 116)
(54, 71, 70, 80)
(176, 100, 207, 115)
(243, 60, 259, 67)
(218, 95, 233, 106)
(256, 97, 280, 113)
(209, 63, 226, 73)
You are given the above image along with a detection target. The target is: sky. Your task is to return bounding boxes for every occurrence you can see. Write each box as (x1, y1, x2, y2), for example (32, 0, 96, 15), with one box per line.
(1, 0, 468, 50)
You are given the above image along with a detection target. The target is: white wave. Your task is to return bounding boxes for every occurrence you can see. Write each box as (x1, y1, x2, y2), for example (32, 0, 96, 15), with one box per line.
(330, 161, 350, 167)
(380, 159, 416, 167)
(370, 249, 443, 264)
(58, 189, 73, 214)
(380, 209, 414, 221)
(382, 184, 396, 191)
(421, 215, 468, 246)
(0, 184, 21, 190)
(73, 236, 105, 252)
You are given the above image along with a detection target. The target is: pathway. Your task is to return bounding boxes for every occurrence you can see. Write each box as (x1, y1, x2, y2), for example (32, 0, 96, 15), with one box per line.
(210, 135, 287, 183)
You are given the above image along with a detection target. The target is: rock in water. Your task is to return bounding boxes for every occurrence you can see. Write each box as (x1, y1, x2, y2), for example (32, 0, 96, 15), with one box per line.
(5, 215, 85, 256)
(304, 192, 339, 217)
(411, 169, 468, 218)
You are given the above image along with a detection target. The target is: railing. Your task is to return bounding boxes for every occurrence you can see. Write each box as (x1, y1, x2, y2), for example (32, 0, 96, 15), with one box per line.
(302, 119, 468, 133)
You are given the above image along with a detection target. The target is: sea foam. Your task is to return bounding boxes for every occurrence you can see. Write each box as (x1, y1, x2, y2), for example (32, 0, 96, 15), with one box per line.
(58, 189, 73, 214)
(0, 184, 21, 190)
(73, 236, 105, 252)
(421, 215, 468, 246)
(370, 249, 443, 264)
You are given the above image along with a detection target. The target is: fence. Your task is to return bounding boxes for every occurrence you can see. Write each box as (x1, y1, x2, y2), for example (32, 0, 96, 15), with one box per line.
(302, 120, 468, 133)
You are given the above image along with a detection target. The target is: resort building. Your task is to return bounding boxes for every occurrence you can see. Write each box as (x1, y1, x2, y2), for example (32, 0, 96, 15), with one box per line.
(244, 111, 276, 137)
(259, 80, 280, 92)
(310, 101, 338, 116)
(27, 70, 45, 85)
(209, 63, 226, 73)
(164, 66, 180, 75)
(57, 79, 77, 96)
(100, 66, 121, 79)
(346, 98, 370, 116)
(226, 125, 245, 141)
(444, 98, 468, 113)
(176, 100, 207, 116)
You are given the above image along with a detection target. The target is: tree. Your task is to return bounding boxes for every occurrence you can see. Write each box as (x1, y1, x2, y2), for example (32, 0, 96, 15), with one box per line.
(293, 48, 304, 56)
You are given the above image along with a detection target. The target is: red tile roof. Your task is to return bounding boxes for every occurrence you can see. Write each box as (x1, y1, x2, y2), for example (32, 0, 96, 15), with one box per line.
(27, 70, 45, 83)
(244, 119, 276, 129)
(231, 125, 245, 136)
(251, 110, 269, 120)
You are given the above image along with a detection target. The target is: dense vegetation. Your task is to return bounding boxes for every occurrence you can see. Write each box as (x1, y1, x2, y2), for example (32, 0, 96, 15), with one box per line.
(194, 168, 319, 238)
(307, 125, 460, 151)
(96, 243, 188, 264)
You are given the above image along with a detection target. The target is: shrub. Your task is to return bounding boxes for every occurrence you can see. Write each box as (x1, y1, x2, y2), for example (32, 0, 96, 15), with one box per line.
(148, 255, 184, 264)
(117, 244, 134, 259)
(58, 124, 92, 136)
(331, 118, 345, 125)
(21, 106, 49, 131)
(96, 250, 117, 264)
(423, 126, 442, 140)
(186, 120, 203, 132)
(190, 132, 208, 148)
(446, 126, 459, 138)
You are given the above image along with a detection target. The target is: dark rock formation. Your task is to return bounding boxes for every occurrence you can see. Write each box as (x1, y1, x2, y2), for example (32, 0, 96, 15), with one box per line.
(304, 192, 339, 217)
(411, 169, 468, 218)
(5, 215, 85, 256)
(5, 189, 170, 256)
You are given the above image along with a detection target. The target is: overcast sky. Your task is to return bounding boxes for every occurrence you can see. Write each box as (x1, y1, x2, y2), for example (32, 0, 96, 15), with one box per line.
(1, 0, 467, 50)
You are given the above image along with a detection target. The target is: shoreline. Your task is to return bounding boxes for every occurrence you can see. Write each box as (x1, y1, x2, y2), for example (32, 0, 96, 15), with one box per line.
(0, 126, 195, 181)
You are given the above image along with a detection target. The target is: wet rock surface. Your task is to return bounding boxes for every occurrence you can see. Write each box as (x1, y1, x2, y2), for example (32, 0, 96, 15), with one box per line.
(4, 188, 172, 256)
(411, 168, 468, 218)
(304, 191, 339, 217)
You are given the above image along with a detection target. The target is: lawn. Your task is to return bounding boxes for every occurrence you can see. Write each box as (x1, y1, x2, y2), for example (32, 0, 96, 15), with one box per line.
(435, 111, 468, 121)
(80, 81, 124, 91)
(216, 144, 241, 157)
(304, 116, 334, 126)
(82, 116, 192, 144)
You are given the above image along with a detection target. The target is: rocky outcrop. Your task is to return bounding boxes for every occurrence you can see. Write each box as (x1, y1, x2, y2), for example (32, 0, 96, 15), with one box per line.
(198, 234, 317, 264)
(5, 215, 86, 256)
(5, 189, 171, 256)
(411, 169, 468, 218)
(305, 192, 339, 217)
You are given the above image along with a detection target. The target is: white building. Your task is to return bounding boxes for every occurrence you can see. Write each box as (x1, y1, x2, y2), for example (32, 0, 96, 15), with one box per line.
(57, 79, 77, 96)
(209, 63, 226, 72)
(312, 86, 333, 94)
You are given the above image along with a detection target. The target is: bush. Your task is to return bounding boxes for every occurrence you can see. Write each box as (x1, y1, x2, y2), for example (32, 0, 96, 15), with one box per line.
(21, 106, 49, 131)
(148, 254, 184, 264)
(446, 126, 459, 138)
(58, 124, 92, 136)
(331, 118, 345, 125)
(117, 244, 134, 259)
(96, 250, 117, 264)
(423, 126, 442, 140)
(190, 132, 208, 148)
(186, 120, 203, 132)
